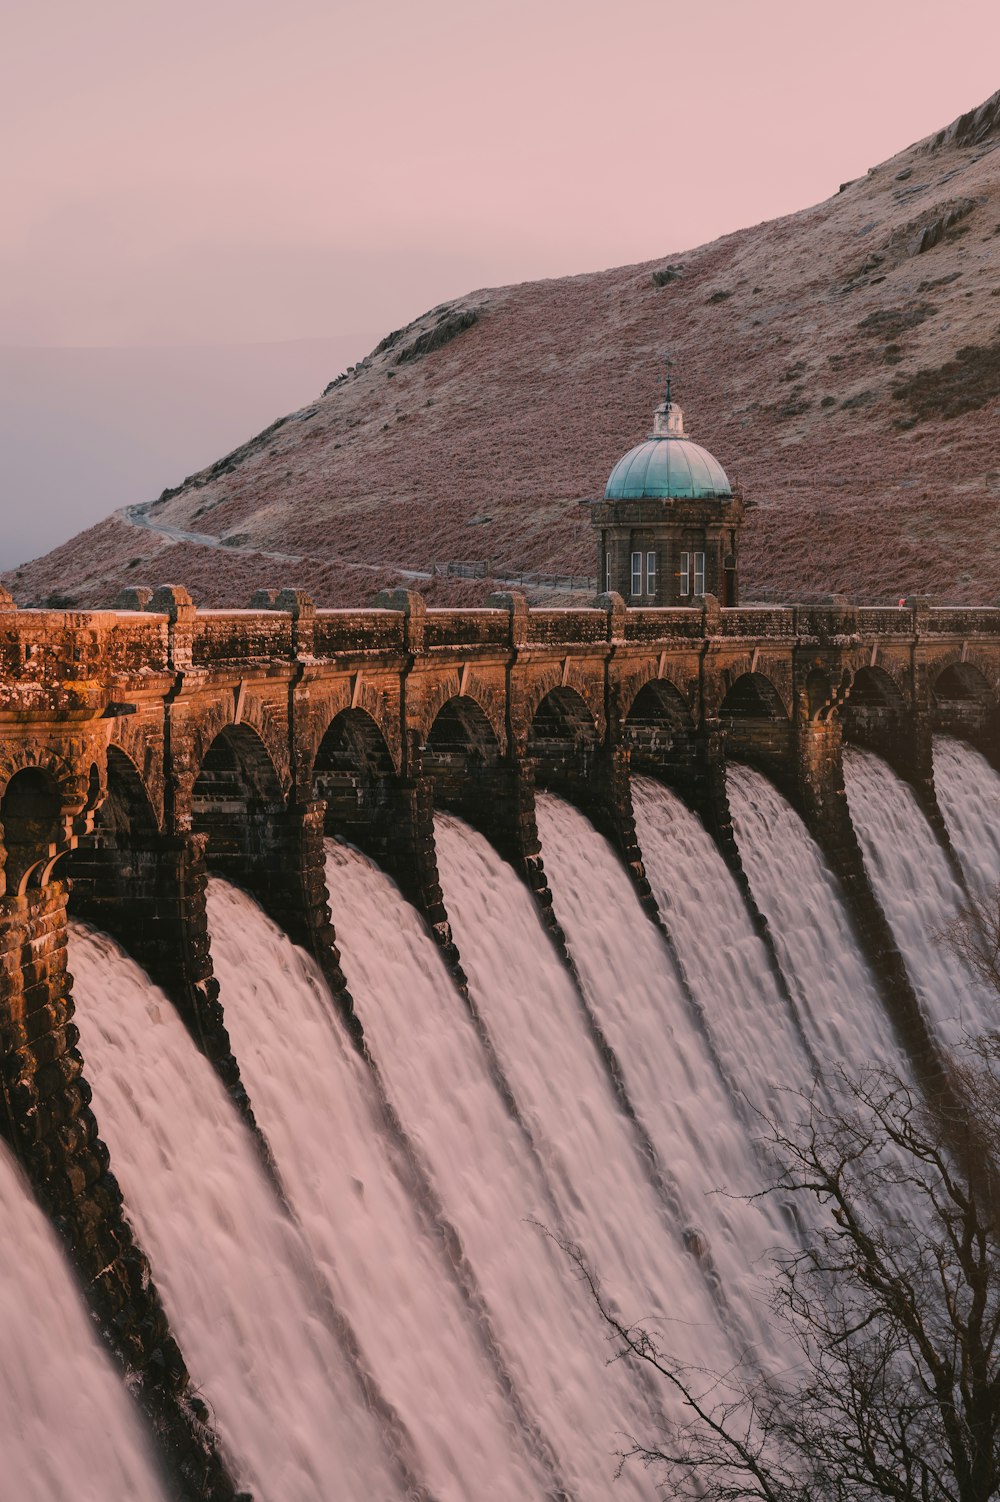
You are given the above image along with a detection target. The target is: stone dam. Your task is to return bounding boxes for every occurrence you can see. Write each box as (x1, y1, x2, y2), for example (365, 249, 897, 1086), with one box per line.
(2, 580, 1000, 1500)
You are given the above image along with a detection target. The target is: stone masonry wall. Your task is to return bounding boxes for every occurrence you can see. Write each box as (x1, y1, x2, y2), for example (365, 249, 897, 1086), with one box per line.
(3, 587, 1000, 1498)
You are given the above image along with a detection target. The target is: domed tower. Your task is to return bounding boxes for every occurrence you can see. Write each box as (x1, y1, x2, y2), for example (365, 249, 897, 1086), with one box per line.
(591, 370, 744, 606)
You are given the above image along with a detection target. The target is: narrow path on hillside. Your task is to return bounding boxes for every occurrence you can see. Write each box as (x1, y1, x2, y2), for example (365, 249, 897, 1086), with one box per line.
(120, 504, 592, 597)
(120, 504, 434, 579)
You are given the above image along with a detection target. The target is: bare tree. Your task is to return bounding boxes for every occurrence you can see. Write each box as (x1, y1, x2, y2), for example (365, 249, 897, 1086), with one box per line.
(551, 1042, 1000, 1502)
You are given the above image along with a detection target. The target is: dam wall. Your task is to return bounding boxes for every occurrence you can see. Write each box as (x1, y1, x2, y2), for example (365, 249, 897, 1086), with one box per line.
(2, 580, 1000, 1494)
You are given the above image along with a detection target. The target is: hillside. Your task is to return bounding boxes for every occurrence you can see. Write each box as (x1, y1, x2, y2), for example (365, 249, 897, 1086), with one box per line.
(9, 88, 1000, 610)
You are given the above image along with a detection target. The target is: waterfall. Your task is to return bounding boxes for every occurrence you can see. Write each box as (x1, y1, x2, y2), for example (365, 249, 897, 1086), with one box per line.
(531, 791, 793, 1355)
(932, 736, 1000, 899)
(630, 775, 817, 1119)
(323, 838, 659, 1502)
(724, 763, 901, 1071)
(206, 878, 554, 1502)
(48, 735, 1000, 1498)
(69, 922, 405, 1502)
(433, 810, 748, 1423)
(843, 746, 997, 1041)
(0, 1139, 167, 1502)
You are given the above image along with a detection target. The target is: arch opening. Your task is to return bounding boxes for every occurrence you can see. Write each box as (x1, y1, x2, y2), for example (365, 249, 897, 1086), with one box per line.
(63, 747, 160, 924)
(527, 687, 600, 799)
(931, 662, 997, 744)
(0, 767, 64, 896)
(841, 666, 908, 755)
(423, 696, 502, 820)
(720, 673, 788, 721)
(719, 672, 791, 779)
(191, 724, 285, 882)
(623, 679, 696, 783)
(313, 710, 397, 845)
(846, 666, 904, 709)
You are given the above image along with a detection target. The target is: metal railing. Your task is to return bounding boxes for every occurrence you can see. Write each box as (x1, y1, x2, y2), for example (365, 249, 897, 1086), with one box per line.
(432, 560, 597, 592)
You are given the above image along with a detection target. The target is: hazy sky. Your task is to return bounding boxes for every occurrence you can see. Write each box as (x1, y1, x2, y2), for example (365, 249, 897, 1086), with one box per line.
(5, 0, 999, 350)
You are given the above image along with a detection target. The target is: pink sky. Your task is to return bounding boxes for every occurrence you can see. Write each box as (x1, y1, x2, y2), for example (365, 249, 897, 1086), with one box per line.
(5, 0, 999, 349)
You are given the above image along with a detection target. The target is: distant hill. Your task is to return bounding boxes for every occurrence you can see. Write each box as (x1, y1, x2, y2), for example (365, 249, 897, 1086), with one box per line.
(9, 88, 1000, 610)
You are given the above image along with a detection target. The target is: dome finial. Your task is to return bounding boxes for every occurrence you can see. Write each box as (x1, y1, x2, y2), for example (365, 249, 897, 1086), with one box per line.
(652, 357, 685, 438)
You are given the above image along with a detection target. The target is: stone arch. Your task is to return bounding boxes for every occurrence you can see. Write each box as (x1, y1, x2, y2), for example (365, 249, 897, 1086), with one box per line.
(414, 677, 507, 755)
(622, 678, 696, 781)
(312, 708, 398, 844)
(301, 681, 402, 789)
(63, 745, 161, 912)
(183, 693, 291, 817)
(720, 672, 789, 720)
(191, 722, 287, 882)
(933, 661, 995, 705)
(931, 661, 998, 744)
(718, 672, 792, 780)
(619, 664, 694, 723)
(527, 686, 601, 797)
(0, 765, 66, 895)
(61, 745, 171, 959)
(520, 672, 605, 746)
(0, 745, 81, 811)
(423, 695, 503, 821)
(845, 665, 907, 710)
(841, 664, 910, 755)
(98, 744, 159, 837)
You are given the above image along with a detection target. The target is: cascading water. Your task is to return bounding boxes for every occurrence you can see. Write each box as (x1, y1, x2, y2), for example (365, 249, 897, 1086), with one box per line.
(843, 746, 998, 1041)
(323, 838, 660, 1502)
(724, 763, 902, 1071)
(69, 922, 405, 1502)
(0, 1139, 167, 1502)
(932, 735, 1000, 900)
(206, 878, 555, 1502)
(630, 776, 818, 1119)
(531, 791, 793, 1356)
(52, 739, 1000, 1499)
(432, 810, 746, 1427)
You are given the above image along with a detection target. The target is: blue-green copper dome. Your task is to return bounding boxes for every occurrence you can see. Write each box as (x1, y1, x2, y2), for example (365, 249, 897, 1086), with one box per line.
(604, 398, 732, 501)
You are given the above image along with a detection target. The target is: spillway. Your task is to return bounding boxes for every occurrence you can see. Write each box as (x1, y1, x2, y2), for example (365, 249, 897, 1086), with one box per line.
(532, 791, 791, 1357)
(323, 837, 659, 1502)
(932, 735, 1000, 899)
(0, 1139, 167, 1502)
(69, 922, 404, 1502)
(47, 737, 1000, 1498)
(630, 775, 817, 1120)
(433, 809, 747, 1429)
(724, 763, 901, 1071)
(207, 878, 555, 1502)
(843, 746, 997, 1041)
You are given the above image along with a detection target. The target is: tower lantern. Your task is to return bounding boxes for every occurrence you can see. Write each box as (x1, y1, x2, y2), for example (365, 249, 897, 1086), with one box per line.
(591, 367, 743, 606)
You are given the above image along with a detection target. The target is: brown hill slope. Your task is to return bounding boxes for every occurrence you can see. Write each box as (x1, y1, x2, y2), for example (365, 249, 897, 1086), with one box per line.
(9, 89, 1000, 609)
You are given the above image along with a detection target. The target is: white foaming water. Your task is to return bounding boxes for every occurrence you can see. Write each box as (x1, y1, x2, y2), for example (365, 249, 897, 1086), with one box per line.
(630, 776, 816, 1120)
(725, 763, 902, 1071)
(433, 812, 743, 1420)
(0, 1139, 167, 1502)
(324, 838, 656, 1502)
(843, 747, 997, 1041)
(206, 878, 552, 1502)
(69, 922, 402, 1502)
(532, 792, 789, 1353)
(932, 736, 1000, 899)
